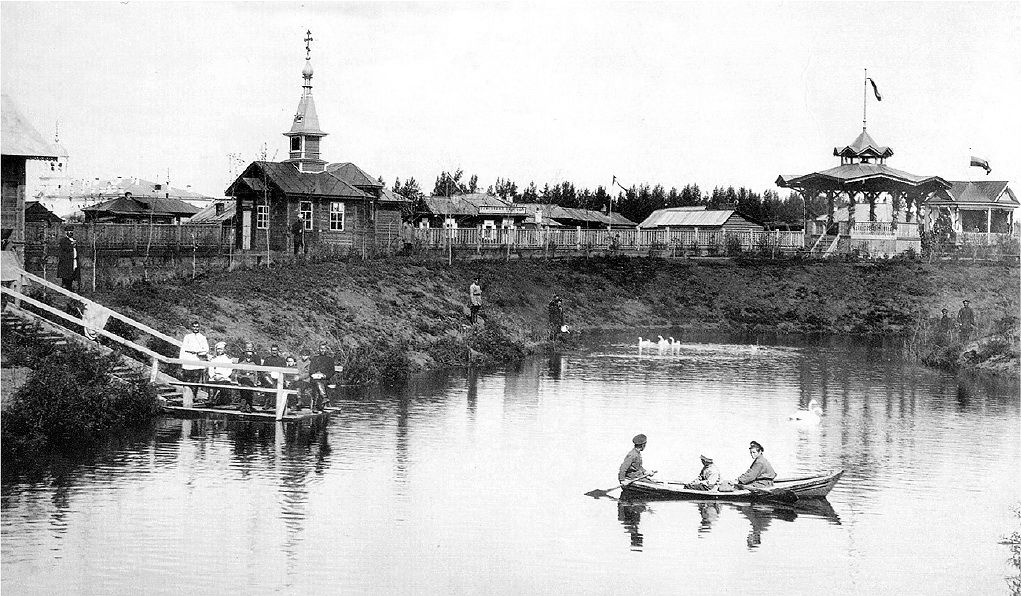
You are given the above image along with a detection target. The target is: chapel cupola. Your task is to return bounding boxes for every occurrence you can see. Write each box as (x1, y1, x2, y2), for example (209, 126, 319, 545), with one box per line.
(283, 30, 327, 173)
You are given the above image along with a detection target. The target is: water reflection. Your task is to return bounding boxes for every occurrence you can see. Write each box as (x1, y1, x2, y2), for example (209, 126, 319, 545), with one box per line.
(618, 496, 841, 550)
(2, 332, 1018, 594)
(617, 499, 648, 550)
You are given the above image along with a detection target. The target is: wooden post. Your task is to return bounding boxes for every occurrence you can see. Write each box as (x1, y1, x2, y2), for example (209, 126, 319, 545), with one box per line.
(150, 356, 161, 383)
(13, 271, 24, 307)
(693, 227, 700, 255)
(576, 226, 581, 251)
(275, 374, 287, 421)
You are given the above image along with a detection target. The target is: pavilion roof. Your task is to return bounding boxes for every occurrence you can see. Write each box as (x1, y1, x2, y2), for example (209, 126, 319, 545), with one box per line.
(834, 130, 893, 159)
(777, 162, 950, 193)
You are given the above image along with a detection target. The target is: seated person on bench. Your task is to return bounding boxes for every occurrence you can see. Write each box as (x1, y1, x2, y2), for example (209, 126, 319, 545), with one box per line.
(235, 342, 261, 413)
(206, 341, 235, 406)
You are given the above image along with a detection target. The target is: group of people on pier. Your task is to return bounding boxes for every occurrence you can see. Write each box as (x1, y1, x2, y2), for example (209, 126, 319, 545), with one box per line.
(179, 321, 340, 413)
(619, 434, 776, 491)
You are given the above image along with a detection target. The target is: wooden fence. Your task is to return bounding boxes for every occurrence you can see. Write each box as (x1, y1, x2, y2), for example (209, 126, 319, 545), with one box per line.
(26, 222, 232, 250)
(409, 227, 805, 254)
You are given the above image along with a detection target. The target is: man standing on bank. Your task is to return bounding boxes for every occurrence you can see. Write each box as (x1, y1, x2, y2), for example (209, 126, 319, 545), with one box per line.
(735, 440, 776, 489)
(57, 226, 80, 291)
(468, 276, 482, 325)
(618, 434, 656, 484)
(957, 299, 975, 341)
(290, 213, 306, 255)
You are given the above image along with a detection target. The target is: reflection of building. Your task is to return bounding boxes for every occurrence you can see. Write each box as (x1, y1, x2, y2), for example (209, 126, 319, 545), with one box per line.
(2, 94, 61, 254)
(226, 34, 407, 253)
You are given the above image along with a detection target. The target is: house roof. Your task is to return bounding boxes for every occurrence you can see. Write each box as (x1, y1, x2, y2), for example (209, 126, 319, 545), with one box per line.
(1, 94, 61, 159)
(326, 162, 383, 188)
(422, 193, 512, 216)
(834, 130, 893, 159)
(516, 203, 638, 227)
(777, 162, 950, 192)
(24, 201, 63, 223)
(638, 207, 762, 228)
(379, 187, 410, 203)
(82, 194, 201, 217)
(929, 181, 1019, 207)
(228, 161, 371, 199)
(189, 200, 236, 224)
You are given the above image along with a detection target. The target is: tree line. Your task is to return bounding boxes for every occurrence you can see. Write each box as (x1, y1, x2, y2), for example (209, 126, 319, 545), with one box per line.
(389, 169, 823, 227)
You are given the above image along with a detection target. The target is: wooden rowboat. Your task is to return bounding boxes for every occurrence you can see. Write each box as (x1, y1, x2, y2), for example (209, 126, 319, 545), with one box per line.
(623, 469, 843, 501)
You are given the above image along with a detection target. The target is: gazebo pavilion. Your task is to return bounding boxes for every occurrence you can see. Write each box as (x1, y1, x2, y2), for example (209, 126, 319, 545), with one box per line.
(777, 129, 951, 253)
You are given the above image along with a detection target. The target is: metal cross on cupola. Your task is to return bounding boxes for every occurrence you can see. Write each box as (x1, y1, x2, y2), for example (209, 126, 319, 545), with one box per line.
(305, 30, 313, 60)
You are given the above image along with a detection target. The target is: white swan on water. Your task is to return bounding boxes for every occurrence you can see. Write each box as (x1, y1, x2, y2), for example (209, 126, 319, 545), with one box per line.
(788, 399, 823, 423)
(657, 336, 670, 352)
(637, 337, 655, 351)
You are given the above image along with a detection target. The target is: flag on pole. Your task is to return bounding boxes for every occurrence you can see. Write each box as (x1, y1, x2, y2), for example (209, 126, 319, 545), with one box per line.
(970, 155, 991, 175)
(867, 78, 882, 101)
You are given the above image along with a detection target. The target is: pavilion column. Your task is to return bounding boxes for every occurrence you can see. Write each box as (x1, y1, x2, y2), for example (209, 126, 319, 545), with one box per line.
(986, 209, 992, 234)
(904, 195, 914, 223)
(847, 191, 856, 236)
(867, 191, 877, 222)
(826, 191, 835, 231)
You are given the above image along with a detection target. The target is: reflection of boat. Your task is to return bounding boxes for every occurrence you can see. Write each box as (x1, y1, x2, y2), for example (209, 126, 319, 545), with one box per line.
(623, 470, 843, 501)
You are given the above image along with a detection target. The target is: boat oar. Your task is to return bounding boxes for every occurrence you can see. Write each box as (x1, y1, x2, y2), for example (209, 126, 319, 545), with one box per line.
(746, 485, 799, 504)
(585, 473, 653, 498)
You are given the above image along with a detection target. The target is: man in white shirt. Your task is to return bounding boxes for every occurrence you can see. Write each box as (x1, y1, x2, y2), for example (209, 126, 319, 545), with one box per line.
(178, 321, 209, 405)
(206, 341, 235, 407)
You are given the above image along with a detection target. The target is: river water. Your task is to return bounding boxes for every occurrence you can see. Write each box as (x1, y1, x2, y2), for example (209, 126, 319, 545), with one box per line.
(2, 332, 1019, 595)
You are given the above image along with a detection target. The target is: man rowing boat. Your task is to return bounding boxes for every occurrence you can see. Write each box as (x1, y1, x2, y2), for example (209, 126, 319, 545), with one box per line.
(618, 434, 656, 483)
(735, 440, 776, 489)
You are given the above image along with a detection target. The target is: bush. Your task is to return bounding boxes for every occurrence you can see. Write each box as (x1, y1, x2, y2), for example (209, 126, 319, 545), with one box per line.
(1, 344, 159, 454)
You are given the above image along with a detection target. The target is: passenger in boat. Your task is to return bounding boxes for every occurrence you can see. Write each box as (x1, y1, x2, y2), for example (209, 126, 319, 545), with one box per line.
(618, 434, 656, 483)
(735, 441, 776, 489)
(235, 342, 261, 413)
(686, 454, 720, 491)
(293, 350, 312, 409)
(206, 341, 235, 406)
(309, 342, 336, 412)
(283, 355, 302, 409)
(179, 321, 209, 404)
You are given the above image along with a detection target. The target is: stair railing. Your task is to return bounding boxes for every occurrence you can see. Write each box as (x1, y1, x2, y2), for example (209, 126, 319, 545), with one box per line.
(2, 270, 300, 421)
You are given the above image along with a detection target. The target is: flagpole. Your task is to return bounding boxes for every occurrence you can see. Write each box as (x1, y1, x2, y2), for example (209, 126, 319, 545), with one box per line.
(863, 68, 868, 132)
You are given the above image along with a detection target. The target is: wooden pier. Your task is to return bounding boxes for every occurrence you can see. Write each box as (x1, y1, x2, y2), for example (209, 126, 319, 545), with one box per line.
(2, 263, 327, 423)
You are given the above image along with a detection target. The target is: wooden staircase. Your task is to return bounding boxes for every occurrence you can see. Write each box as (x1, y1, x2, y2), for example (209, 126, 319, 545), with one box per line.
(1, 306, 186, 403)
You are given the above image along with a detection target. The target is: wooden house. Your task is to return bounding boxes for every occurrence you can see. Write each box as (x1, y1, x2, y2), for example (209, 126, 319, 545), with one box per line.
(2, 94, 61, 253)
(415, 194, 528, 229)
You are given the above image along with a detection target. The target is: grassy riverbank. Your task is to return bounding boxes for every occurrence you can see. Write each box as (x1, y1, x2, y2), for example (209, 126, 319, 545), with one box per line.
(87, 256, 1019, 380)
(1, 331, 160, 461)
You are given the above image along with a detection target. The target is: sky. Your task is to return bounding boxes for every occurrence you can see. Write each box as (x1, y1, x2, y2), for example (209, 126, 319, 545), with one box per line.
(2, 2, 1019, 199)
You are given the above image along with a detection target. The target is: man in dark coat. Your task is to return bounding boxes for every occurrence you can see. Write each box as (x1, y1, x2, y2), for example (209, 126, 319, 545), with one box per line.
(548, 294, 564, 340)
(57, 227, 80, 291)
(309, 342, 337, 412)
(290, 213, 306, 255)
(957, 300, 975, 341)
